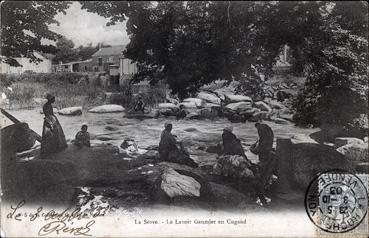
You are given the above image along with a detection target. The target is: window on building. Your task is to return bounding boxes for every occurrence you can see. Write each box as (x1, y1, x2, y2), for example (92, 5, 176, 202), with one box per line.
(108, 56, 114, 63)
(84, 66, 88, 71)
(98, 58, 102, 66)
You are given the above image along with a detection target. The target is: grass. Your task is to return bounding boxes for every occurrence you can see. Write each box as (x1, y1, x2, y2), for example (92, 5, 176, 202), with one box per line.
(1, 73, 167, 110)
(2, 73, 104, 109)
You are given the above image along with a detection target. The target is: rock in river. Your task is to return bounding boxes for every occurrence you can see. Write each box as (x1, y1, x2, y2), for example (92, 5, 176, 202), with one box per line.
(253, 101, 272, 112)
(88, 104, 125, 113)
(225, 102, 252, 111)
(336, 141, 368, 162)
(58, 106, 82, 116)
(183, 98, 205, 107)
(197, 92, 221, 104)
(158, 103, 178, 109)
(160, 168, 201, 198)
(224, 94, 252, 103)
(276, 138, 353, 190)
(334, 137, 364, 148)
(1, 122, 36, 153)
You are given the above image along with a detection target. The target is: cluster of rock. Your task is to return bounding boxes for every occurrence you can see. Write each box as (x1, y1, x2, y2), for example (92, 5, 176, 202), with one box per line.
(155, 91, 293, 124)
(41, 104, 125, 116)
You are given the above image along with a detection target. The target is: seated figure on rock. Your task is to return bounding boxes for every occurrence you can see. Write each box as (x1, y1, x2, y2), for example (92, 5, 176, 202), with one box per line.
(74, 123, 91, 148)
(159, 122, 198, 168)
(176, 104, 187, 120)
(222, 126, 247, 157)
(133, 94, 145, 114)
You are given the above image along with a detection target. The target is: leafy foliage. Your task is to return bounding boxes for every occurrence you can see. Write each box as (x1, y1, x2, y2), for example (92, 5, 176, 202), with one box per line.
(293, 2, 368, 126)
(52, 36, 78, 64)
(6, 1, 367, 127)
(1, 1, 71, 66)
(235, 72, 265, 101)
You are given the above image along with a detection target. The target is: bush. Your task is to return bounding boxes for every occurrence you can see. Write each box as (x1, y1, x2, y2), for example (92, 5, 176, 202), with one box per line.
(235, 72, 265, 101)
(110, 81, 167, 109)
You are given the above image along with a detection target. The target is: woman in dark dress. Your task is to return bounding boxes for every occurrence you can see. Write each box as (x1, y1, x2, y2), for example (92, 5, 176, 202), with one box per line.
(40, 94, 67, 157)
(222, 126, 246, 157)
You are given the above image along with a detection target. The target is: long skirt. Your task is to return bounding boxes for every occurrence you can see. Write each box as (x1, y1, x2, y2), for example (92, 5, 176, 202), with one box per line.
(41, 115, 67, 156)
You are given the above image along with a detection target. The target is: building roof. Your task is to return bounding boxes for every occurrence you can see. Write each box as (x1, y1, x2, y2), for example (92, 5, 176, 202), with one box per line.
(57, 59, 92, 66)
(92, 45, 126, 57)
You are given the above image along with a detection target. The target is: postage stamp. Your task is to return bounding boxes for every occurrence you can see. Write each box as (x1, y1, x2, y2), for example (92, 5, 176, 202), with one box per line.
(305, 170, 368, 235)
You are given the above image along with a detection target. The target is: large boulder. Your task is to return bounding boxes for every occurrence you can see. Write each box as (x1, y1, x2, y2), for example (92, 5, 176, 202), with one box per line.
(158, 103, 178, 109)
(253, 101, 272, 112)
(209, 182, 249, 207)
(266, 100, 285, 110)
(276, 138, 353, 190)
(158, 108, 176, 117)
(88, 104, 125, 113)
(225, 102, 252, 111)
(197, 92, 221, 105)
(238, 107, 260, 116)
(179, 101, 198, 109)
(204, 102, 221, 108)
(279, 113, 294, 122)
(345, 114, 368, 139)
(270, 117, 290, 125)
(183, 98, 205, 107)
(1, 123, 36, 153)
(334, 137, 365, 148)
(160, 168, 201, 198)
(224, 94, 252, 103)
(58, 106, 82, 116)
(336, 142, 368, 163)
(249, 111, 270, 122)
(290, 134, 318, 144)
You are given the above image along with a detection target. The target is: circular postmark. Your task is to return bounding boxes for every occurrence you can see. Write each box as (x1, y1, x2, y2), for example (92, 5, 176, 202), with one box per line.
(305, 169, 368, 233)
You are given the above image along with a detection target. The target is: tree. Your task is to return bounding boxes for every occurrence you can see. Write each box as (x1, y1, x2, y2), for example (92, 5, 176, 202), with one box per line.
(52, 36, 78, 64)
(76, 43, 98, 61)
(82, 1, 368, 128)
(1, 1, 71, 66)
(293, 1, 368, 127)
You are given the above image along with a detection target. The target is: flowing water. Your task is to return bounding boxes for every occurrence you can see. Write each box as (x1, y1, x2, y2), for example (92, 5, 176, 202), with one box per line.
(10, 108, 317, 163)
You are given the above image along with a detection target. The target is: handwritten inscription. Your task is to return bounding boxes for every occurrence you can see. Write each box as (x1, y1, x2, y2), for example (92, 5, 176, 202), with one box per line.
(6, 200, 103, 237)
(38, 220, 96, 236)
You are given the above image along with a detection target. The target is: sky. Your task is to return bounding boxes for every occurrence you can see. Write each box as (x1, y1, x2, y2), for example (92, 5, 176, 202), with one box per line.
(48, 2, 129, 47)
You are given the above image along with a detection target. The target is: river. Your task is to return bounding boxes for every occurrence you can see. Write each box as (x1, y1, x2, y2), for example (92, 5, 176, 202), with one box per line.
(9, 108, 317, 165)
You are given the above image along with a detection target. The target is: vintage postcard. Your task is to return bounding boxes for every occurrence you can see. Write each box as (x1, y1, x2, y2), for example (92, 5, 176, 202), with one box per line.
(0, 1, 368, 237)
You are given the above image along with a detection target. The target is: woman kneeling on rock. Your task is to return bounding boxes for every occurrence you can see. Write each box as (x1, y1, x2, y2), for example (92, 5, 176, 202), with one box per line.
(159, 122, 198, 168)
(74, 123, 91, 148)
(41, 93, 67, 157)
